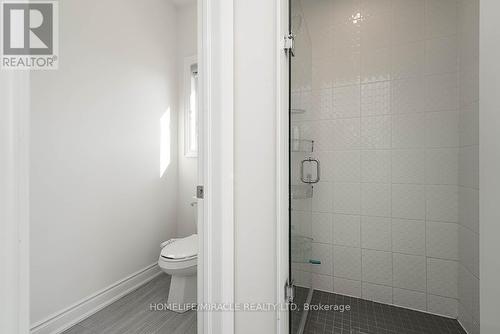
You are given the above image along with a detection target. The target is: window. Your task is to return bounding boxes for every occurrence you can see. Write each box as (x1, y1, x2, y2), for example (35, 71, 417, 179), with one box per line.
(185, 58, 198, 157)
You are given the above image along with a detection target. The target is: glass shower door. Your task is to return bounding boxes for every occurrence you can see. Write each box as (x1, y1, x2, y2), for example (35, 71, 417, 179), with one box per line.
(289, 0, 315, 333)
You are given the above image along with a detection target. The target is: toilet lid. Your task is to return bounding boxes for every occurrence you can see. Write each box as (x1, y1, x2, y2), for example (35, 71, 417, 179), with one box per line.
(161, 234, 198, 260)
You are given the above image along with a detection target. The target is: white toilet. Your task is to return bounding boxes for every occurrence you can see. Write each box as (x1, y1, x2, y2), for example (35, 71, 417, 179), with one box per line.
(158, 234, 197, 313)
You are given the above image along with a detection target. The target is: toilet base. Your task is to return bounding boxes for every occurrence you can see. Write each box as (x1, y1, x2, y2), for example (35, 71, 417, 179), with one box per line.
(167, 274, 197, 313)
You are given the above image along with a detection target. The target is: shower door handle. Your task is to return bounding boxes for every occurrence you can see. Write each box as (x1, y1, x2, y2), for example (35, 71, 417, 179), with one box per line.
(300, 158, 320, 184)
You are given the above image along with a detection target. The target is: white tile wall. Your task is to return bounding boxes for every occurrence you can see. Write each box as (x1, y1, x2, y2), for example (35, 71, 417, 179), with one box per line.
(333, 246, 362, 280)
(393, 288, 427, 311)
(362, 249, 393, 285)
(428, 294, 459, 318)
(457, 0, 480, 331)
(427, 258, 459, 298)
(392, 184, 426, 220)
(392, 219, 426, 255)
(293, 0, 478, 324)
(361, 216, 391, 251)
(334, 277, 362, 298)
(361, 183, 391, 217)
(362, 282, 393, 304)
(393, 253, 427, 291)
(333, 214, 361, 247)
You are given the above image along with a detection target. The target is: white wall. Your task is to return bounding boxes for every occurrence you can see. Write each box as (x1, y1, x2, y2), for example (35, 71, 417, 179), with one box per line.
(177, 2, 198, 237)
(291, 0, 473, 319)
(480, 1, 500, 333)
(29, 0, 178, 325)
(234, 0, 277, 332)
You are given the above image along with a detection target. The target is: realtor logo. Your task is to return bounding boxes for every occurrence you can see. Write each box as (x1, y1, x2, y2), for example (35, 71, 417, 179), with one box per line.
(1, 1, 58, 70)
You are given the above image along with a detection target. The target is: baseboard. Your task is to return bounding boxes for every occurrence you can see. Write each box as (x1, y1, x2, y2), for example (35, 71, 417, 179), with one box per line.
(30, 263, 163, 334)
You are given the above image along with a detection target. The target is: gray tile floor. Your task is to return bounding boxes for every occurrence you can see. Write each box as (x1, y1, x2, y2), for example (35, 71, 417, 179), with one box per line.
(303, 290, 467, 334)
(63, 276, 467, 334)
(63, 274, 196, 334)
(291, 286, 310, 334)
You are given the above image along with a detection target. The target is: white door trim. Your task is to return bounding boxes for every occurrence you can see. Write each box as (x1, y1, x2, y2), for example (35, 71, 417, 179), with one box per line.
(198, 0, 234, 333)
(0, 72, 30, 334)
(276, 0, 290, 333)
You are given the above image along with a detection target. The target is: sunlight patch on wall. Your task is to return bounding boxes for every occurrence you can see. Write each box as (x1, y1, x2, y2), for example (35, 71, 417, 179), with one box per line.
(160, 108, 171, 177)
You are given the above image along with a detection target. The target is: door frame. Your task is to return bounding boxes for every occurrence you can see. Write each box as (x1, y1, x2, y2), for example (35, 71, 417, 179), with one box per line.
(0, 72, 30, 334)
(2, 0, 235, 332)
(276, 0, 290, 333)
(198, 0, 235, 333)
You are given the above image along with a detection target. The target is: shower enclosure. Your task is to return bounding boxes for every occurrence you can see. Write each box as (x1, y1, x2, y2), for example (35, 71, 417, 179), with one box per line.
(288, 0, 480, 333)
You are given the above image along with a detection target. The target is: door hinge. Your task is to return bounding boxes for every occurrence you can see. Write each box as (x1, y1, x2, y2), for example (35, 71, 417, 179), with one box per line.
(196, 185, 204, 199)
(285, 279, 295, 303)
(284, 33, 295, 57)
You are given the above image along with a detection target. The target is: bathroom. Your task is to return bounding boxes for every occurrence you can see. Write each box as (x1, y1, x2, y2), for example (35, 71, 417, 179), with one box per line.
(28, 0, 199, 333)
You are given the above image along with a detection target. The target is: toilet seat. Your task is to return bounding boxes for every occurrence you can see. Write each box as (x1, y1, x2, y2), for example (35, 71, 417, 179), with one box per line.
(160, 234, 198, 261)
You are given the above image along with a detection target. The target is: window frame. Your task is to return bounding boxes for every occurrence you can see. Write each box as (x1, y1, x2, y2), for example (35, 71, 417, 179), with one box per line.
(184, 55, 198, 158)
